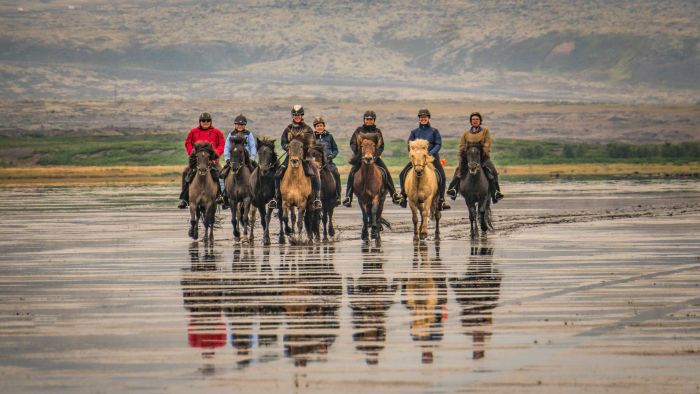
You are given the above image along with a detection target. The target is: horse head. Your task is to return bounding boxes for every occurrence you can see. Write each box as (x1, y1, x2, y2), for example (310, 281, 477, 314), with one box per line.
(256, 137, 277, 175)
(308, 145, 326, 170)
(288, 139, 305, 168)
(360, 137, 378, 165)
(466, 143, 483, 176)
(409, 139, 434, 177)
(230, 142, 247, 173)
(194, 142, 217, 176)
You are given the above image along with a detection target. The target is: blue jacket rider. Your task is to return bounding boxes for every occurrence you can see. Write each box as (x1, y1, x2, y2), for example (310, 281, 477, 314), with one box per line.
(397, 108, 450, 210)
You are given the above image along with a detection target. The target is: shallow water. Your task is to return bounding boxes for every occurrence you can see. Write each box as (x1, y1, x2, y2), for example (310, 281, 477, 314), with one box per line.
(0, 180, 699, 393)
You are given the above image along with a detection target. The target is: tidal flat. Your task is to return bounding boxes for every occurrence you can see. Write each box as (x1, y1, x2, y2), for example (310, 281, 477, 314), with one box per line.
(0, 180, 698, 393)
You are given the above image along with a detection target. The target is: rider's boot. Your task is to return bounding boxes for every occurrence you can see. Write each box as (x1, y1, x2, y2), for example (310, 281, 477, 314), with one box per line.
(342, 170, 355, 207)
(493, 175, 504, 203)
(311, 176, 322, 210)
(440, 197, 451, 210)
(399, 192, 408, 208)
(446, 177, 459, 200)
(333, 169, 342, 207)
(178, 169, 190, 209)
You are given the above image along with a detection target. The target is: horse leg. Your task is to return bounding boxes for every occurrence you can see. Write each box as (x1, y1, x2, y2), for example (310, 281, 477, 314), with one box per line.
(434, 201, 441, 240)
(206, 203, 216, 242)
(240, 199, 251, 244)
(479, 199, 490, 233)
(261, 205, 272, 246)
(322, 209, 329, 242)
(359, 203, 369, 241)
(231, 202, 240, 242)
(370, 202, 380, 240)
(411, 204, 420, 241)
(278, 206, 287, 245)
(468, 203, 478, 239)
(297, 207, 306, 244)
(328, 207, 335, 239)
(188, 205, 198, 239)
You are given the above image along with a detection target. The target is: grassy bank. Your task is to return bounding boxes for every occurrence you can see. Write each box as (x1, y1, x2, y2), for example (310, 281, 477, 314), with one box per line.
(0, 163, 697, 187)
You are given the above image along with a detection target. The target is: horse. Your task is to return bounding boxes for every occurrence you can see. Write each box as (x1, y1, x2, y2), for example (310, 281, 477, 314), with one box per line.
(404, 139, 441, 241)
(224, 138, 253, 243)
(354, 134, 389, 242)
(306, 143, 337, 242)
(278, 139, 312, 244)
(249, 137, 278, 246)
(458, 142, 493, 238)
(188, 142, 219, 241)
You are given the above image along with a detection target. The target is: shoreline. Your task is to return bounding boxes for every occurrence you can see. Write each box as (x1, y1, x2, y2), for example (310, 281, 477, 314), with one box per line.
(0, 163, 698, 187)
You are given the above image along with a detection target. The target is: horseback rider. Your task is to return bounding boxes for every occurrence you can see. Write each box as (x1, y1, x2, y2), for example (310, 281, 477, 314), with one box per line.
(312, 115, 342, 207)
(178, 112, 226, 209)
(446, 112, 505, 203)
(220, 114, 257, 209)
(397, 108, 451, 211)
(267, 105, 322, 210)
(341, 110, 401, 207)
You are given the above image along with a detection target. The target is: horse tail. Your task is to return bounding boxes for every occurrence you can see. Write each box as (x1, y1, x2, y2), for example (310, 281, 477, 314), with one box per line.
(380, 217, 392, 230)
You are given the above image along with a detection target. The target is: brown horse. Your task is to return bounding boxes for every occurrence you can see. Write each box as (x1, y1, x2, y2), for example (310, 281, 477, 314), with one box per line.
(188, 142, 219, 241)
(279, 139, 312, 244)
(458, 142, 493, 238)
(353, 135, 389, 242)
(306, 143, 337, 242)
(405, 139, 441, 241)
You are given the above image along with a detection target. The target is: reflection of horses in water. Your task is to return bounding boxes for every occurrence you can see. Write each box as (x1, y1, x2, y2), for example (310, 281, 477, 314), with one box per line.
(279, 246, 341, 366)
(347, 244, 397, 365)
(306, 143, 337, 242)
(279, 139, 312, 245)
(354, 135, 390, 242)
(249, 138, 278, 246)
(449, 241, 501, 360)
(400, 242, 447, 364)
(405, 139, 441, 241)
(458, 142, 493, 238)
(181, 242, 225, 373)
(224, 138, 253, 243)
(188, 142, 219, 241)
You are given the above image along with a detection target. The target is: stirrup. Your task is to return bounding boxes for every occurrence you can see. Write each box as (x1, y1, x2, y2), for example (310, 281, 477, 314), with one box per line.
(441, 200, 451, 210)
(267, 199, 278, 209)
(335, 198, 341, 207)
(446, 188, 457, 200)
(312, 199, 322, 209)
(399, 195, 407, 208)
(342, 197, 352, 207)
(391, 192, 402, 204)
(178, 199, 188, 209)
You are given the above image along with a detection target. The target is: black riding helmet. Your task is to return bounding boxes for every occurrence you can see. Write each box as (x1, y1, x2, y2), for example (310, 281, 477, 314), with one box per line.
(234, 114, 247, 125)
(291, 105, 304, 116)
(199, 112, 212, 122)
(417, 108, 431, 118)
(363, 110, 376, 120)
(313, 115, 325, 126)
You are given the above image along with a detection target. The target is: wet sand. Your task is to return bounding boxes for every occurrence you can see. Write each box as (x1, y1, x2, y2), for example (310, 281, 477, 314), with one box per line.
(0, 180, 699, 393)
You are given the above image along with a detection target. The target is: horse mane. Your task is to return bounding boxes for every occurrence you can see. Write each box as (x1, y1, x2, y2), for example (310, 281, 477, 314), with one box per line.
(308, 144, 328, 166)
(194, 141, 218, 159)
(230, 134, 247, 144)
(257, 137, 276, 149)
(409, 139, 429, 151)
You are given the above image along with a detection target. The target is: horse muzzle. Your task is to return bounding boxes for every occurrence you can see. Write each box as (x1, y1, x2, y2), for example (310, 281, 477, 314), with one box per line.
(414, 167, 425, 177)
(468, 163, 479, 175)
(197, 168, 208, 176)
(363, 156, 375, 165)
(290, 158, 301, 168)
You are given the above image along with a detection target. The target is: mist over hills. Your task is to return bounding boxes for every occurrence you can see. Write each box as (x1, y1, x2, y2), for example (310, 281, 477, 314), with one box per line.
(1, 0, 699, 103)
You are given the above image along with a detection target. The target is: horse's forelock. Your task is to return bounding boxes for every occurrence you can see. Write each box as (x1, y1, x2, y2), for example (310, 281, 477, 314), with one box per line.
(257, 137, 276, 149)
(409, 139, 429, 151)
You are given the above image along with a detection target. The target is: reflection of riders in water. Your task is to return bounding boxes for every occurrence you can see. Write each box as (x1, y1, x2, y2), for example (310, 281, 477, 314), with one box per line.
(448, 242, 501, 360)
(280, 245, 341, 367)
(181, 242, 225, 374)
(347, 245, 397, 365)
(400, 242, 447, 364)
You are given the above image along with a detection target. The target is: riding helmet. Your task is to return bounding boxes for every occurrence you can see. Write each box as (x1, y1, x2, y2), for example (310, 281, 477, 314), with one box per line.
(291, 104, 304, 116)
(313, 115, 325, 126)
(469, 112, 482, 122)
(363, 110, 377, 120)
(234, 114, 247, 125)
(199, 112, 212, 122)
(417, 108, 431, 118)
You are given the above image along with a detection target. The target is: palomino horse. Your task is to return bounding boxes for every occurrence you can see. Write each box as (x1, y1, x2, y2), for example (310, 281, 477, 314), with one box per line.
(249, 137, 278, 246)
(306, 143, 337, 242)
(405, 139, 441, 241)
(354, 134, 389, 242)
(458, 142, 493, 238)
(279, 139, 312, 244)
(224, 140, 253, 243)
(188, 142, 219, 241)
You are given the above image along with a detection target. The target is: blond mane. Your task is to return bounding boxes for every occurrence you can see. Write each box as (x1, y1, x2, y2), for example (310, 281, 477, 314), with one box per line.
(409, 139, 429, 151)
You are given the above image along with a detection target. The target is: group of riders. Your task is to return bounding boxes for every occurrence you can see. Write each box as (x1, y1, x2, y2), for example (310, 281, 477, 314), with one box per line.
(177, 106, 504, 212)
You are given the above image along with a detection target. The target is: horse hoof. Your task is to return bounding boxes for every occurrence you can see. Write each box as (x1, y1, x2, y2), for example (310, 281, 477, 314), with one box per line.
(263, 237, 271, 246)
(234, 237, 240, 243)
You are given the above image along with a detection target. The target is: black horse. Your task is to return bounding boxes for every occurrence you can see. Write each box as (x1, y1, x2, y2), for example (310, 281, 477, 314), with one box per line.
(249, 137, 278, 246)
(224, 138, 253, 243)
(306, 143, 338, 242)
(458, 142, 493, 238)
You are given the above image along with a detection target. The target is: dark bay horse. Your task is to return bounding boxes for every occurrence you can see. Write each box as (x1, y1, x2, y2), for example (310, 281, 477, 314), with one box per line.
(249, 137, 278, 246)
(188, 142, 219, 241)
(306, 143, 337, 242)
(224, 140, 253, 243)
(458, 142, 493, 238)
(354, 135, 389, 242)
(279, 139, 312, 244)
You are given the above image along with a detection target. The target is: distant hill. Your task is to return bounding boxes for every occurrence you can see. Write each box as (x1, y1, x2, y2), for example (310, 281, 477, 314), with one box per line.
(1, 0, 699, 103)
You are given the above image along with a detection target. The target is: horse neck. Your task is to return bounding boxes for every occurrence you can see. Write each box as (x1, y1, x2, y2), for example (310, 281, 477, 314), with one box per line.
(357, 161, 382, 192)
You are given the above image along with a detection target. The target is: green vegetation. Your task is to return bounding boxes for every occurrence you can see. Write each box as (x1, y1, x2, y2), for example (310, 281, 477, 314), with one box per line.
(1, 135, 698, 167)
